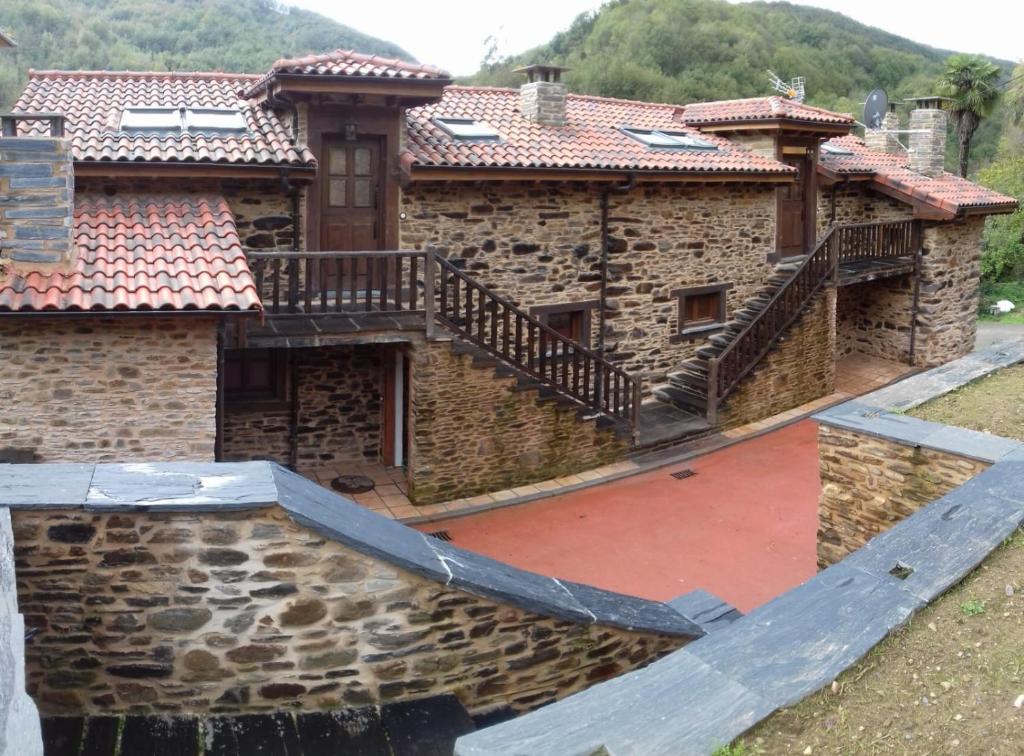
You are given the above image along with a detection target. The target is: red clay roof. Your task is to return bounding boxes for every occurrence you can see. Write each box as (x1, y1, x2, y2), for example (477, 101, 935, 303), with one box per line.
(0, 194, 260, 312)
(681, 96, 854, 126)
(242, 49, 451, 99)
(821, 136, 1017, 216)
(405, 87, 795, 175)
(13, 70, 314, 167)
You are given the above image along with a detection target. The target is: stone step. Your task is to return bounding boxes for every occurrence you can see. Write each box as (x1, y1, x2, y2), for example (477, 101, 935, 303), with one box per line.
(652, 383, 708, 412)
(695, 344, 724, 360)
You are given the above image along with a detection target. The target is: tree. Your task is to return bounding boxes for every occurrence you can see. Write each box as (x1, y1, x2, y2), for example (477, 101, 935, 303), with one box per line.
(937, 54, 1002, 177)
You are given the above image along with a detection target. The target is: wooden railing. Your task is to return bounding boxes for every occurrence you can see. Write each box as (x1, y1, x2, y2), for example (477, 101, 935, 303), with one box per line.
(247, 250, 426, 315)
(433, 256, 641, 427)
(707, 219, 921, 422)
(834, 219, 920, 264)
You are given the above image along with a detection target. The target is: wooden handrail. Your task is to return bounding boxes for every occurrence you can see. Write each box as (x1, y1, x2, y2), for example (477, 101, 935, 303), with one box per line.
(708, 218, 920, 414)
(434, 256, 639, 426)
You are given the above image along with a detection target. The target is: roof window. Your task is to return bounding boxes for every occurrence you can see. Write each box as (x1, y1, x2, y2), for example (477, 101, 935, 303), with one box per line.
(821, 142, 854, 156)
(434, 117, 500, 141)
(119, 106, 247, 135)
(622, 128, 717, 151)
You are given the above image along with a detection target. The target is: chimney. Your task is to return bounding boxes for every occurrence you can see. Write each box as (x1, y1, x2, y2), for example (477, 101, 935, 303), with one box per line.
(514, 64, 569, 127)
(863, 103, 902, 154)
(906, 96, 949, 178)
(0, 115, 74, 266)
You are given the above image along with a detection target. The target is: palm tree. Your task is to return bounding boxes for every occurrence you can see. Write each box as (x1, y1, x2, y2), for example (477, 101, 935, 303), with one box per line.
(938, 54, 1002, 177)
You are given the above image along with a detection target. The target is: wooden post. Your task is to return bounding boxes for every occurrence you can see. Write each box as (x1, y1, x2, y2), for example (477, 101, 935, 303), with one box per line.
(706, 357, 719, 426)
(423, 248, 436, 340)
(631, 375, 642, 441)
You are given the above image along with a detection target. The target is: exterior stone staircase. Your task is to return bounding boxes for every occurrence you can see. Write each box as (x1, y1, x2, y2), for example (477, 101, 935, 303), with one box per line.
(652, 254, 809, 415)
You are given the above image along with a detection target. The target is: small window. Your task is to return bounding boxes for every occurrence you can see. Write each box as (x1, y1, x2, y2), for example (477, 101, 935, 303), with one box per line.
(531, 301, 597, 348)
(435, 117, 500, 141)
(621, 128, 717, 151)
(119, 107, 182, 135)
(224, 348, 287, 404)
(671, 284, 733, 341)
(821, 142, 854, 156)
(184, 108, 247, 133)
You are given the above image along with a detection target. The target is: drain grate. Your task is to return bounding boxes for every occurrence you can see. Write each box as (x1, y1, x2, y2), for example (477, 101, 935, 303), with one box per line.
(670, 469, 697, 480)
(428, 530, 453, 542)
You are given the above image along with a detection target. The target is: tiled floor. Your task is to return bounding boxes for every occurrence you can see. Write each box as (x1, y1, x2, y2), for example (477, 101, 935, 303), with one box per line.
(303, 351, 916, 522)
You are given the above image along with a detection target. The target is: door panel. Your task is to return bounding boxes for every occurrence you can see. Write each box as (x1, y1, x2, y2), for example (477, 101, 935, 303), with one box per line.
(320, 138, 383, 294)
(778, 154, 807, 258)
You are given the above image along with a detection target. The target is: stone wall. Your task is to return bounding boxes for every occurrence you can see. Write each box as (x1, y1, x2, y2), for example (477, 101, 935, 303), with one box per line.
(12, 506, 683, 717)
(0, 136, 73, 266)
(720, 288, 836, 427)
(816, 423, 989, 567)
(222, 345, 384, 468)
(815, 184, 913, 236)
(407, 339, 626, 504)
(0, 316, 217, 462)
(401, 181, 777, 383)
(915, 218, 985, 367)
(835, 277, 914, 362)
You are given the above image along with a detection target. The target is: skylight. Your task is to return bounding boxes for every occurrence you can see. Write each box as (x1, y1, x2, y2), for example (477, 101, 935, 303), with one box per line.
(435, 117, 500, 141)
(821, 142, 854, 156)
(119, 107, 248, 135)
(621, 128, 717, 151)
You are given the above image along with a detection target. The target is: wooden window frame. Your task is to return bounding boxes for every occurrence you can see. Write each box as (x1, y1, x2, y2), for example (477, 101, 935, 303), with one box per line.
(223, 348, 289, 409)
(670, 283, 733, 343)
(529, 300, 598, 348)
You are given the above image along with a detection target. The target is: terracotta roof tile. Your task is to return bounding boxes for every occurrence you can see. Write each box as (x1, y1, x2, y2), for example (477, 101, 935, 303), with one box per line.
(821, 135, 1017, 215)
(405, 87, 794, 175)
(0, 194, 260, 312)
(13, 70, 313, 167)
(681, 96, 854, 125)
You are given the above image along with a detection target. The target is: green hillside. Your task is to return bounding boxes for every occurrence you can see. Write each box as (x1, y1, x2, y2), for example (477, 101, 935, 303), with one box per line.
(471, 0, 1014, 171)
(0, 0, 412, 108)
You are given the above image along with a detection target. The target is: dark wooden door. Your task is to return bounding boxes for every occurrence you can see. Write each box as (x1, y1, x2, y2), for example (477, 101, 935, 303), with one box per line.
(320, 138, 384, 294)
(777, 154, 807, 258)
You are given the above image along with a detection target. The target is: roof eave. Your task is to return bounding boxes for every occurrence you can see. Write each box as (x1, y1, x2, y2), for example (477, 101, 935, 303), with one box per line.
(689, 118, 853, 135)
(73, 160, 317, 180)
(250, 72, 451, 103)
(407, 163, 795, 183)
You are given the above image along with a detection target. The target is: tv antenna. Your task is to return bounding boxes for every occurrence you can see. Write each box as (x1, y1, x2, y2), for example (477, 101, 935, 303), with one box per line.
(767, 70, 805, 103)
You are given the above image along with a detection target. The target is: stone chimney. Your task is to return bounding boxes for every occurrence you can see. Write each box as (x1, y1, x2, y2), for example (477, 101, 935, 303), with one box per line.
(514, 64, 569, 127)
(0, 115, 74, 266)
(863, 104, 902, 154)
(907, 96, 949, 178)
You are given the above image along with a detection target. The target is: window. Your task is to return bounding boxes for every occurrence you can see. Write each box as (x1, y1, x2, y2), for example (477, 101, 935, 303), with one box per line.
(531, 301, 597, 348)
(224, 349, 287, 404)
(621, 128, 717, 151)
(119, 106, 248, 135)
(821, 142, 854, 156)
(434, 117, 500, 141)
(671, 284, 733, 342)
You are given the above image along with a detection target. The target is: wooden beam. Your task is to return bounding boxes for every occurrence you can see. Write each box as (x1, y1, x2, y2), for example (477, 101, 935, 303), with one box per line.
(408, 166, 795, 184)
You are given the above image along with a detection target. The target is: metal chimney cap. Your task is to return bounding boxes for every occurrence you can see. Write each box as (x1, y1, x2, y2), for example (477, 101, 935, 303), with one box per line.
(513, 64, 571, 84)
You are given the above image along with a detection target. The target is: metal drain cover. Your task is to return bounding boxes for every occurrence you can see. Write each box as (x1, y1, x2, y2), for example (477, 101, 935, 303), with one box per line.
(670, 469, 697, 480)
(330, 474, 376, 494)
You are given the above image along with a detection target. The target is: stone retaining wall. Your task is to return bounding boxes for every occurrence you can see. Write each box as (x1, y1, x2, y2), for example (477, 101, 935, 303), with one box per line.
(721, 288, 836, 427)
(816, 424, 988, 567)
(12, 505, 684, 717)
(407, 339, 626, 504)
(0, 316, 218, 462)
(835, 277, 914, 362)
(400, 181, 777, 383)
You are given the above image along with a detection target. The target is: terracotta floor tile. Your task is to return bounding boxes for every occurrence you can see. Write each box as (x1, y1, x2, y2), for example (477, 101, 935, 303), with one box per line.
(489, 489, 518, 502)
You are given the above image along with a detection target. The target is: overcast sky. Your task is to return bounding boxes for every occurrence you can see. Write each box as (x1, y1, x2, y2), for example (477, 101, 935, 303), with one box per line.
(287, 0, 1021, 76)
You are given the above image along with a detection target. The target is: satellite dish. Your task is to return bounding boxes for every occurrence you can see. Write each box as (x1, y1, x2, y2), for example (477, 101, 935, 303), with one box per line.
(864, 89, 888, 130)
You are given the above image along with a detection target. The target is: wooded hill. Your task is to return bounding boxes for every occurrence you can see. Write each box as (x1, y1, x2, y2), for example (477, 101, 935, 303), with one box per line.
(470, 0, 1014, 171)
(0, 0, 410, 108)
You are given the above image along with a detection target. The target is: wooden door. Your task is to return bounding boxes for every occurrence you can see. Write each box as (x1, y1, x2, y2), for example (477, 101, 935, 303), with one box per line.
(321, 138, 384, 294)
(777, 154, 807, 258)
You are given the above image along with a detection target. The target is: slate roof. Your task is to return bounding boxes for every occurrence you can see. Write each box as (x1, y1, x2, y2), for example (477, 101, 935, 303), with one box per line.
(0, 194, 260, 312)
(821, 135, 1017, 216)
(681, 96, 855, 126)
(405, 86, 795, 175)
(13, 70, 314, 167)
(242, 49, 451, 99)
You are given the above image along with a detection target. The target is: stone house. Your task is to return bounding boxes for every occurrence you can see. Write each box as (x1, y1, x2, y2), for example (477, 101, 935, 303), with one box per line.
(0, 51, 1015, 504)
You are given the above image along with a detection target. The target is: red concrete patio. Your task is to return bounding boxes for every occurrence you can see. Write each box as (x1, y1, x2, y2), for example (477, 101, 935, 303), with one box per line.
(416, 419, 822, 613)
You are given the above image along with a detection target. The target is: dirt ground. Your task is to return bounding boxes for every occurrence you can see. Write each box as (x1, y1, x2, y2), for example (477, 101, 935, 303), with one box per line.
(736, 529, 1024, 755)
(909, 364, 1024, 442)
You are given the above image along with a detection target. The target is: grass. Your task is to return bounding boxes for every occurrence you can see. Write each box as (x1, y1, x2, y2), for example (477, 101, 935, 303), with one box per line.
(908, 364, 1024, 442)
(736, 529, 1024, 754)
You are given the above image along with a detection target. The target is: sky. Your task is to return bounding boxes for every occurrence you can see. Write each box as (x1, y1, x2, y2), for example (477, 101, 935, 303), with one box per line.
(286, 0, 1021, 76)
